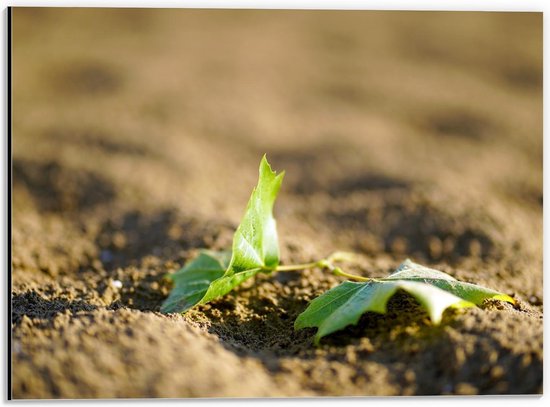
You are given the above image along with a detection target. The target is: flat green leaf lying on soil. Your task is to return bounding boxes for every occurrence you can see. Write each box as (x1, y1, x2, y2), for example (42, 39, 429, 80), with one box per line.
(295, 259, 515, 344)
(160, 250, 230, 313)
(160, 155, 284, 313)
(386, 259, 516, 305)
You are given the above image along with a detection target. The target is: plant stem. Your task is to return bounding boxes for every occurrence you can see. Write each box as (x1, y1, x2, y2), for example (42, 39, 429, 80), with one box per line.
(274, 256, 372, 282)
(275, 261, 324, 272)
(331, 267, 371, 282)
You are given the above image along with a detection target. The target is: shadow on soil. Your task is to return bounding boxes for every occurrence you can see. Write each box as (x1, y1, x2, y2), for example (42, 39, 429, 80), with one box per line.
(12, 291, 98, 324)
(269, 142, 409, 196)
(95, 209, 235, 270)
(13, 159, 117, 213)
(323, 196, 496, 262)
(199, 290, 541, 394)
(48, 59, 123, 97)
(94, 208, 236, 312)
(45, 126, 150, 157)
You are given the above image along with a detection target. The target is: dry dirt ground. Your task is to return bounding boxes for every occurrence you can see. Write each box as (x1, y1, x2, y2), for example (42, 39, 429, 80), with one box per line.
(11, 8, 542, 398)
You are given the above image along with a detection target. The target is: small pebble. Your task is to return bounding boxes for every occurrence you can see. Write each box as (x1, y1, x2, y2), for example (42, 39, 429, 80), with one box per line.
(529, 295, 541, 305)
(111, 280, 123, 289)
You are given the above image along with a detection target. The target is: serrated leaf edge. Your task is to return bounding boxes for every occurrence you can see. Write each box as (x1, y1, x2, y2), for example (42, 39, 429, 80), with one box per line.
(295, 274, 514, 345)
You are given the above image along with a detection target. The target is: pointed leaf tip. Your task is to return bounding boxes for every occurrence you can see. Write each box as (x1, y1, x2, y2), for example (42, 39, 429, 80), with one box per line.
(161, 156, 285, 313)
(202, 154, 285, 302)
(227, 155, 284, 272)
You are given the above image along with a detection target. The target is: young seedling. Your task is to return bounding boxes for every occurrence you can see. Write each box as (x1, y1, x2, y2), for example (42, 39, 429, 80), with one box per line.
(161, 155, 515, 344)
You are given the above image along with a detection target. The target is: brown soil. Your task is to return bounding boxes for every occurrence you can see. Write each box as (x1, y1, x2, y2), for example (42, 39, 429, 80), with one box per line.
(11, 8, 542, 398)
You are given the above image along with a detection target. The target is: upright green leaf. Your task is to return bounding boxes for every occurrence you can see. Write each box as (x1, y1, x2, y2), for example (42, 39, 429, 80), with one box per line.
(295, 259, 515, 344)
(160, 155, 285, 314)
(228, 155, 284, 273)
(201, 155, 284, 303)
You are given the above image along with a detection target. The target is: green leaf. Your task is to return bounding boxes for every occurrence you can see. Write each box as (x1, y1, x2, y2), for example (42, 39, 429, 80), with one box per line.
(160, 155, 284, 313)
(160, 250, 230, 313)
(201, 155, 284, 304)
(228, 154, 285, 273)
(386, 259, 516, 305)
(295, 259, 515, 344)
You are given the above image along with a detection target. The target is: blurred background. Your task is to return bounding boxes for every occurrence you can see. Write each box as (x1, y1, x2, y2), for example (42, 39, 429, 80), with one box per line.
(11, 8, 542, 398)
(13, 9, 542, 213)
